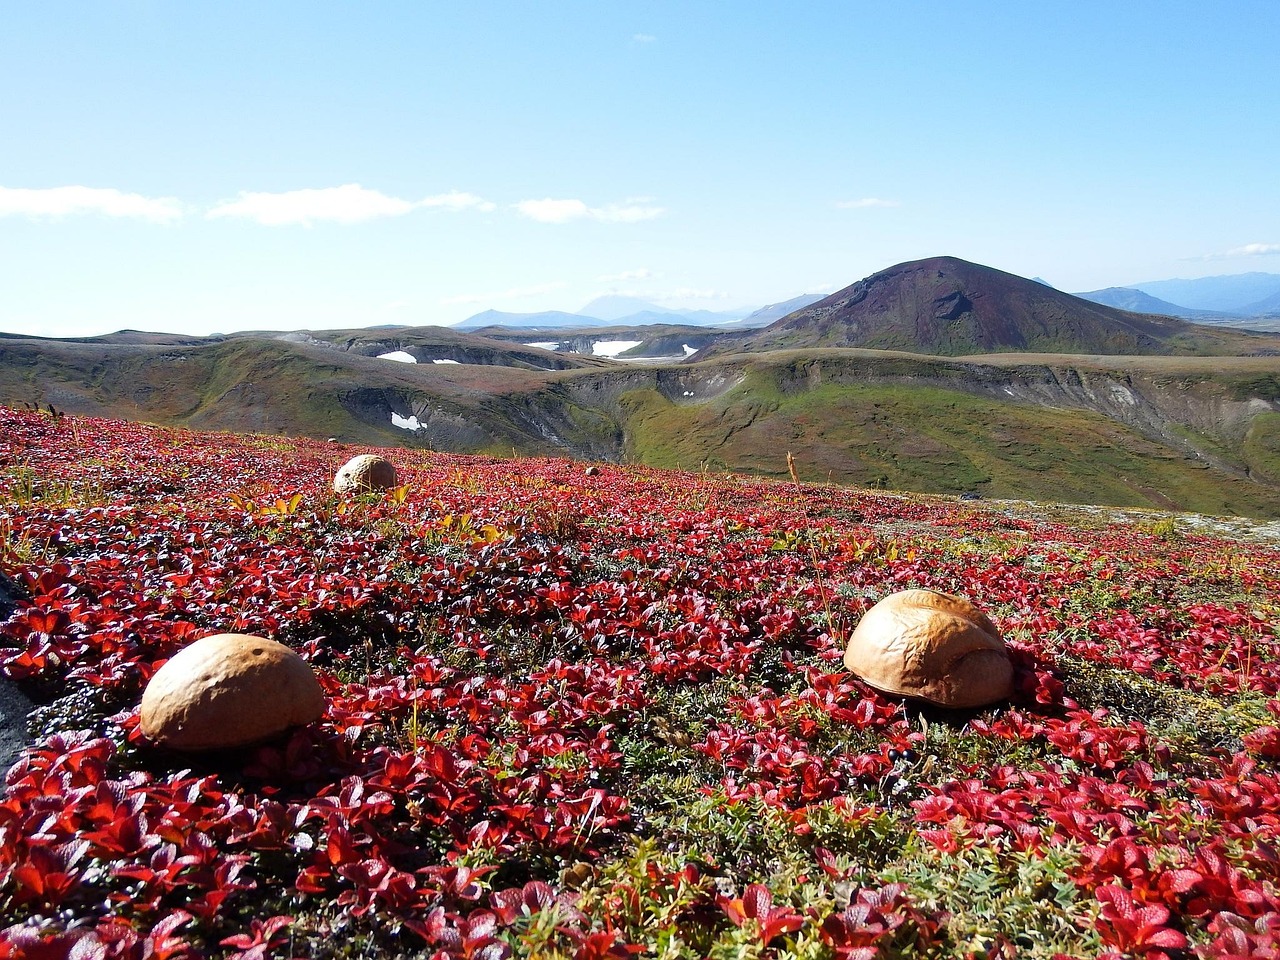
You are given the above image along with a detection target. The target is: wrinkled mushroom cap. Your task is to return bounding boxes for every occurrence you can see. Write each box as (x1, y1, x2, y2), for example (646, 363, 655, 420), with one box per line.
(140, 633, 325, 751)
(334, 454, 397, 495)
(842, 589, 1012, 708)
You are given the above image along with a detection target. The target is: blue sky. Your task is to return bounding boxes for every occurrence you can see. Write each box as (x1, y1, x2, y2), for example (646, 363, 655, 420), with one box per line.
(2, 2, 1277, 337)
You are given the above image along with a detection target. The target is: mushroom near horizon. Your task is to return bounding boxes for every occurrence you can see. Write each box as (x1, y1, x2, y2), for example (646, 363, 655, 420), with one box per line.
(333, 453, 397, 494)
(842, 589, 1013, 708)
(140, 634, 325, 751)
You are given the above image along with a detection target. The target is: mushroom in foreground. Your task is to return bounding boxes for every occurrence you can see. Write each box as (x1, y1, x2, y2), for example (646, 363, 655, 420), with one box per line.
(842, 589, 1013, 708)
(140, 633, 325, 751)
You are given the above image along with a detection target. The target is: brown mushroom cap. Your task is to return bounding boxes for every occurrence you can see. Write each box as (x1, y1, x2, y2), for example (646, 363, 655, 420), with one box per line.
(333, 454, 397, 495)
(842, 589, 1012, 708)
(140, 634, 325, 751)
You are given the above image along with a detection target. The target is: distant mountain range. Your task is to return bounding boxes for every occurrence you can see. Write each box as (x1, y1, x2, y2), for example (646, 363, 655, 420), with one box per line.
(453, 310, 593, 331)
(1072, 274, 1280, 325)
(698, 256, 1272, 359)
(453, 273, 1280, 334)
(1129, 272, 1280, 313)
(455, 294, 821, 331)
(1072, 287, 1232, 320)
(1248, 289, 1280, 315)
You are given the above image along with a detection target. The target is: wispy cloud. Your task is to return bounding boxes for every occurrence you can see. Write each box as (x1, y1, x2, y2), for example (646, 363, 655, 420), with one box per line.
(632, 33, 656, 43)
(597, 268, 654, 282)
(1225, 242, 1280, 257)
(835, 198, 900, 210)
(418, 191, 497, 213)
(441, 281, 568, 305)
(208, 185, 413, 225)
(515, 197, 665, 224)
(0, 185, 183, 223)
(207, 184, 495, 225)
(1187, 242, 1280, 261)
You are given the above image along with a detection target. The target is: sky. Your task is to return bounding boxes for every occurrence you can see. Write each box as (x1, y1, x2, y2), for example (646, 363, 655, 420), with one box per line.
(2, 1, 1278, 338)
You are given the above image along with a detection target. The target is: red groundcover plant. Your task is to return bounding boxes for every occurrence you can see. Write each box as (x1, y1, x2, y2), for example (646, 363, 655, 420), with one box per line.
(0, 406, 1278, 957)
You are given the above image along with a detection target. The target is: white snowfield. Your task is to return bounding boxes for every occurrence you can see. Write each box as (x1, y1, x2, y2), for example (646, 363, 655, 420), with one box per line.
(377, 351, 418, 363)
(431, 358, 461, 364)
(524, 342, 559, 351)
(682, 344, 697, 356)
(592, 340, 644, 357)
(390, 412, 422, 431)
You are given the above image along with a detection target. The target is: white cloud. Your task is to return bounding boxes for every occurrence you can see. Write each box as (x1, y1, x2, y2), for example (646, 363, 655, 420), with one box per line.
(1225, 243, 1280, 257)
(441, 280, 568, 305)
(835, 198, 900, 209)
(419, 191, 497, 213)
(1187, 242, 1280, 261)
(208, 184, 413, 225)
(633, 33, 656, 43)
(515, 197, 665, 224)
(595, 201, 665, 223)
(0, 185, 183, 223)
(515, 198, 591, 224)
(207, 183, 495, 225)
(597, 268, 654, 282)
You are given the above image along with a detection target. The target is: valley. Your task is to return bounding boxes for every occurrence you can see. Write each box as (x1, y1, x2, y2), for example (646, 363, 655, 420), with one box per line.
(4, 257, 1280, 518)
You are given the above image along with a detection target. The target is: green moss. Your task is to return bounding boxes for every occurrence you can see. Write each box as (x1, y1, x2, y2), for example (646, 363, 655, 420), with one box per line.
(1228, 373, 1280, 402)
(1242, 411, 1280, 483)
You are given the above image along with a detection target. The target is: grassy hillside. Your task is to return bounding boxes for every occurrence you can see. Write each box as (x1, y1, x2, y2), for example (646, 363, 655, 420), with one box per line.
(5, 331, 1280, 517)
(617, 374, 1280, 517)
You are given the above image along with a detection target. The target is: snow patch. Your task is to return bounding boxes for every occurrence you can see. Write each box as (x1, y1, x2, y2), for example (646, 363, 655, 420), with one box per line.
(377, 351, 418, 364)
(391, 412, 423, 431)
(524, 341, 560, 351)
(682, 344, 698, 356)
(431, 358, 461, 365)
(592, 340, 644, 357)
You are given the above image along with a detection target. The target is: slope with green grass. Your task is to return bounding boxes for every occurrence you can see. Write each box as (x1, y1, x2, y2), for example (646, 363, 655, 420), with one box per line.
(5, 327, 1280, 517)
(614, 370, 1280, 517)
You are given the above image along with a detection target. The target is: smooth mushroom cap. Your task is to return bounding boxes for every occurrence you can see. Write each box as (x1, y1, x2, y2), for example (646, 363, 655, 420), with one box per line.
(333, 454, 397, 494)
(843, 589, 1013, 708)
(140, 633, 325, 751)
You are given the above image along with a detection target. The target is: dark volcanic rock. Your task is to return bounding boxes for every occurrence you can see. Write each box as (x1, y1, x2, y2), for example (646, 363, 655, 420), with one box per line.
(0, 573, 33, 772)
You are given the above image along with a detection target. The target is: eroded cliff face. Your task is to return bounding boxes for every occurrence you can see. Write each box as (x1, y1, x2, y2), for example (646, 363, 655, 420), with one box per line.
(556, 356, 1274, 449)
(540, 354, 1280, 488)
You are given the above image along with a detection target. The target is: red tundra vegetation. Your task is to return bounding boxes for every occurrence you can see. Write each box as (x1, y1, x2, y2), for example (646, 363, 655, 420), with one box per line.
(0, 405, 1277, 958)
